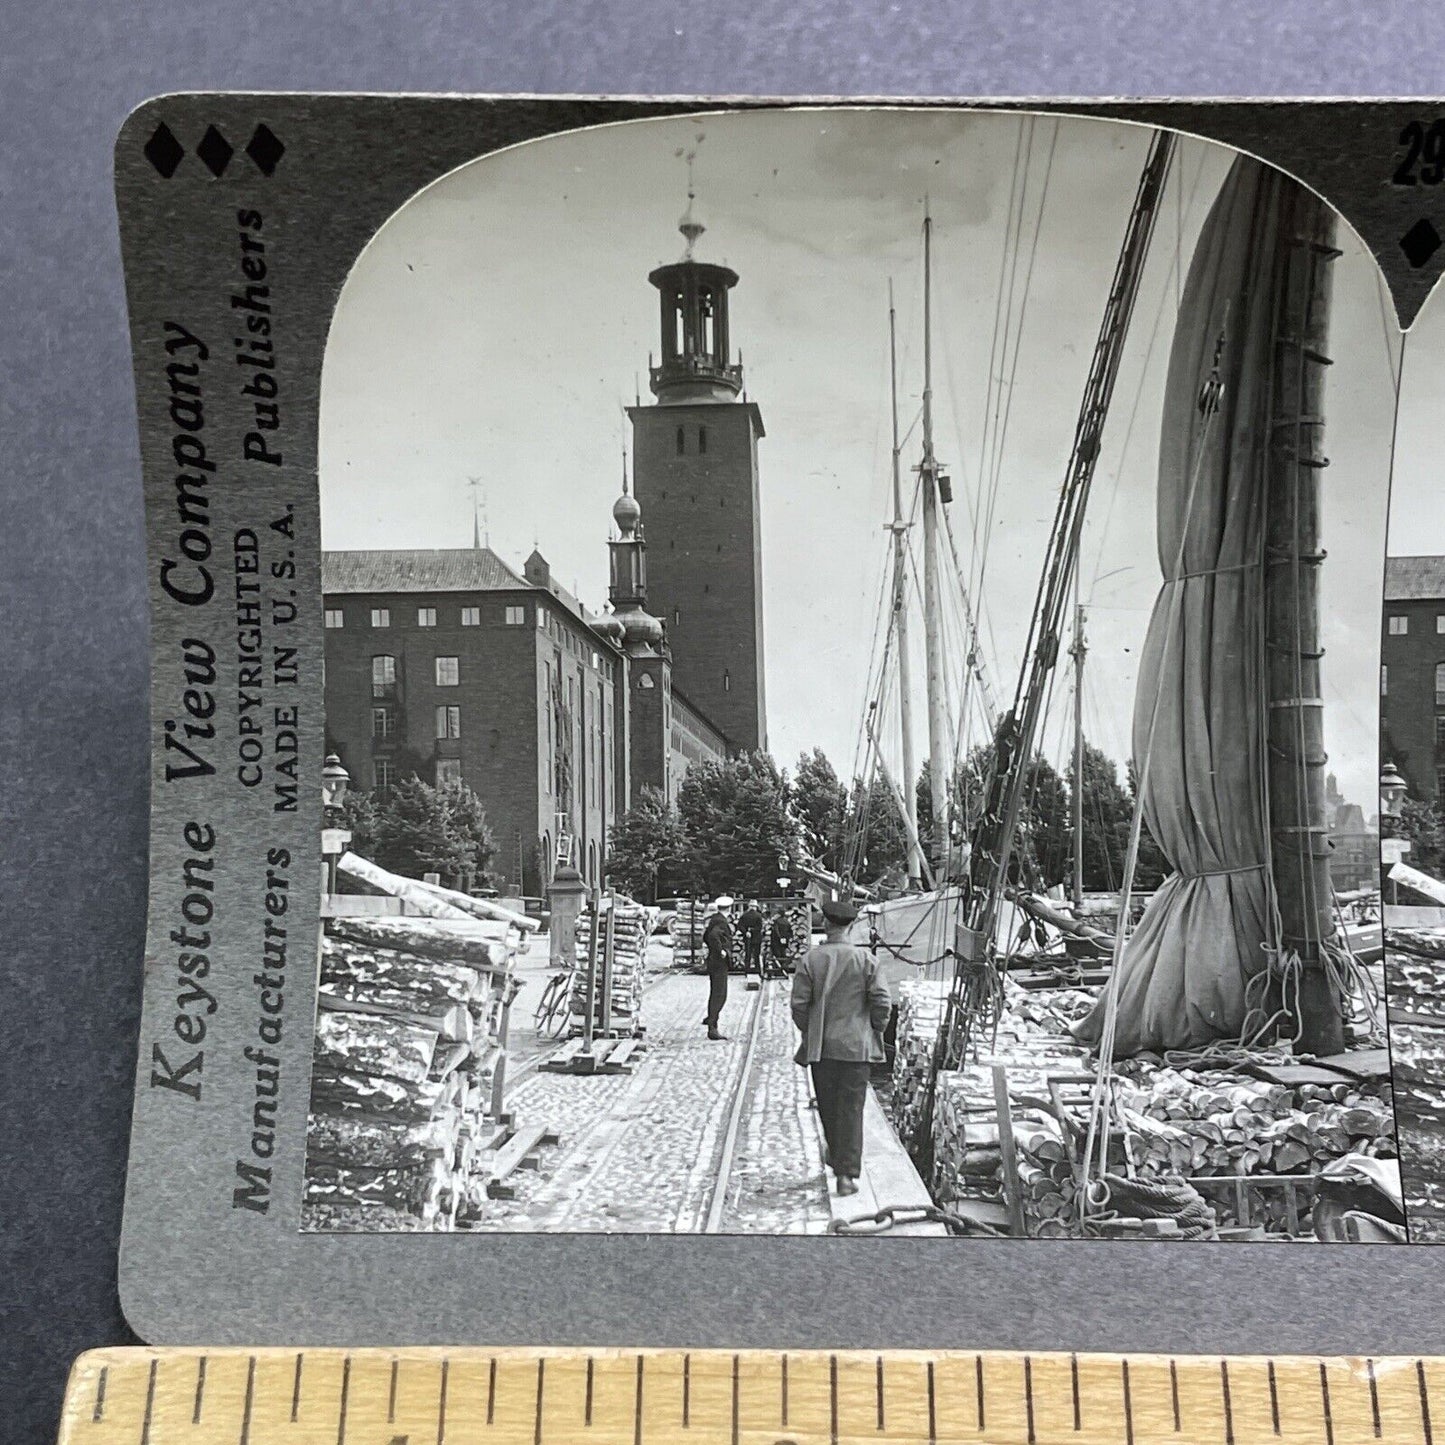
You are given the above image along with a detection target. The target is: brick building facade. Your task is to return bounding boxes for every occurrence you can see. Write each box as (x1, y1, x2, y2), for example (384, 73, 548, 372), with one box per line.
(1381, 555, 1445, 802)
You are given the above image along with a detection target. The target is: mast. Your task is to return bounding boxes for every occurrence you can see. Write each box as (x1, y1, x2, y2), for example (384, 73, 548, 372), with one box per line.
(1070, 598, 1086, 909)
(919, 209, 951, 876)
(1267, 187, 1344, 1055)
(889, 279, 923, 888)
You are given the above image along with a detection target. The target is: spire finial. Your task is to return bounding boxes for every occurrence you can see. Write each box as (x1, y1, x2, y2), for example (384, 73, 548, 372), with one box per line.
(467, 475, 487, 550)
(676, 133, 706, 258)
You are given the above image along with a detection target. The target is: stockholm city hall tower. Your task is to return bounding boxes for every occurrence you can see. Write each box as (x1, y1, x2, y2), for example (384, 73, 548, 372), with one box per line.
(626, 204, 768, 754)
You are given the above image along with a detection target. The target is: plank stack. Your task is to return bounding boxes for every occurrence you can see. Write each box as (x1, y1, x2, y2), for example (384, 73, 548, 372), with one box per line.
(303, 855, 534, 1232)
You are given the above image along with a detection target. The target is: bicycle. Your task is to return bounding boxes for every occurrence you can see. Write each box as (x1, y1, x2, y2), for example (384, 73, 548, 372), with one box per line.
(532, 967, 575, 1040)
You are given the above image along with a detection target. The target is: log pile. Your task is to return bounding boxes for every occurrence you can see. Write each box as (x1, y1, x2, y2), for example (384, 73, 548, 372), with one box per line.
(668, 901, 707, 968)
(1385, 926, 1445, 1238)
(303, 907, 523, 1232)
(893, 976, 1396, 1237)
(570, 897, 652, 1037)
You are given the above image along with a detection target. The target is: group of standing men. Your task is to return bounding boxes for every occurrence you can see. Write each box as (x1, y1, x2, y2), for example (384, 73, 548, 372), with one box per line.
(698, 893, 891, 1199)
(699, 895, 792, 1040)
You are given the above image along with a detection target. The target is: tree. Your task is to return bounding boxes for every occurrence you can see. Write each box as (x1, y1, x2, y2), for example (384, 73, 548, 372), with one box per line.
(1125, 759, 1172, 891)
(1396, 796, 1445, 880)
(605, 786, 690, 902)
(1067, 742, 1134, 893)
(917, 747, 1071, 889)
(791, 748, 848, 873)
(342, 776, 497, 887)
(844, 772, 909, 888)
(677, 751, 800, 897)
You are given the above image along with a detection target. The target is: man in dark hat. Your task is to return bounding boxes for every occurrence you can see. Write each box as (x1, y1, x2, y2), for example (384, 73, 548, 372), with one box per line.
(738, 899, 765, 981)
(701, 896, 735, 1040)
(790, 897, 892, 1196)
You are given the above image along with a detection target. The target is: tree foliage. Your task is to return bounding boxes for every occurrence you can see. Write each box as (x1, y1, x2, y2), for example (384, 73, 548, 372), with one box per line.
(677, 751, 800, 898)
(1068, 742, 1134, 892)
(1396, 796, 1445, 880)
(340, 776, 496, 886)
(604, 786, 691, 901)
(791, 747, 848, 874)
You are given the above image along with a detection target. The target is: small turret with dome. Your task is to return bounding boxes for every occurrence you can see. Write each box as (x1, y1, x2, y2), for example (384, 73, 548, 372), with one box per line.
(606, 453, 667, 653)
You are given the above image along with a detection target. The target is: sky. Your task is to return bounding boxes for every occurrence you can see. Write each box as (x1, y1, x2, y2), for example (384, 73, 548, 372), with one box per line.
(320, 108, 1408, 815)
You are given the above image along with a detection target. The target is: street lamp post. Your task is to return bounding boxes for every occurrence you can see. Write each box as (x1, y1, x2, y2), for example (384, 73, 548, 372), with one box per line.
(321, 753, 352, 897)
(1379, 761, 1411, 906)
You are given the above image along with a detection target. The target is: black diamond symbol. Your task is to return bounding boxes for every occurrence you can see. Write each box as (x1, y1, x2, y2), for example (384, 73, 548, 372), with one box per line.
(196, 125, 234, 178)
(245, 124, 285, 176)
(144, 123, 184, 178)
(1401, 217, 1442, 269)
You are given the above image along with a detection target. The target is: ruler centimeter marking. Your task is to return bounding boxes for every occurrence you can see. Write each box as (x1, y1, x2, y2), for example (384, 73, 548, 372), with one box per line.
(58, 1346, 1445, 1444)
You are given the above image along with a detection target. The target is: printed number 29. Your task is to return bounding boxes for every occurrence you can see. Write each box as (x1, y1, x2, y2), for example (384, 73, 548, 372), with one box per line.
(1395, 120, 1445, 186)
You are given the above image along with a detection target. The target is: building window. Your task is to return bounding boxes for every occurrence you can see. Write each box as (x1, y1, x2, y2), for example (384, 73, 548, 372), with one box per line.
(371, 608, 390, 628)
(1381, 665, 1388, 697)
(437, 758, 462, 786)
(1436, 715, 1445, 746)
(673, 608, 681, 625)
(1389, 615, 1409, 635)
(699, 425, 708, 454)
(417, 607, 437, 628)
(324, 609, 344, 629)
(723, 669, 731, 692)
(371, 654, 396, 698)
(372, 706, 395, 738)
(375, 758, 396, 790)
(461, 606, 481, 626)
(1438, 766, 1445, 801)
(591, 650, 599, 669)
(502, 605, 524, 625)
(676, 426, 685, 456)
(639, 674, 655, 690)
(435, 704, 461, 739)
(1438, 662, 1445, 706)
(436, 656, 459, 687)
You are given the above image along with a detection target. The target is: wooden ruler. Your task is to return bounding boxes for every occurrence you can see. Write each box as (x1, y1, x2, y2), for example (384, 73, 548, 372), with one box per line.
(58, 1347, 1444, 1444)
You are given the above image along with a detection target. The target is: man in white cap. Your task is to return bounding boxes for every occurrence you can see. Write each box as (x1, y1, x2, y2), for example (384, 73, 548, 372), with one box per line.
(791, 897, 891, 1195)
(702, 896, 735, 1040)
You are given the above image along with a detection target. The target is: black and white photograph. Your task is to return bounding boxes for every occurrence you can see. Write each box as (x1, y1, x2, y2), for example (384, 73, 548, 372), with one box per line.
(299, 107, 1404, 1240)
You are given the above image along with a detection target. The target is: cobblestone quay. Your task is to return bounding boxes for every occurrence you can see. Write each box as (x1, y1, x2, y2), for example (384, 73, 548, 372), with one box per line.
(479, 971, 833, 1233)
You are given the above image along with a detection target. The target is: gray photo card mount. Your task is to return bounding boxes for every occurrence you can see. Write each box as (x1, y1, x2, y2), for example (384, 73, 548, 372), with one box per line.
(117, 94, 1445, 1348)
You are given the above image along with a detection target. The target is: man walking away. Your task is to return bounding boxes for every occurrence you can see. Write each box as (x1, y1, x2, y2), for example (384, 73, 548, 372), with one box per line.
(791, 898, 891, 1196)
(739, 899, 765, 980)
(768, 908, 793, 978)
(702, 896, 734, 1040)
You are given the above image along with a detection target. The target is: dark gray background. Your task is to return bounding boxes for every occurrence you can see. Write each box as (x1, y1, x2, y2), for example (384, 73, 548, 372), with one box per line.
(6, 3, 1445, 1441)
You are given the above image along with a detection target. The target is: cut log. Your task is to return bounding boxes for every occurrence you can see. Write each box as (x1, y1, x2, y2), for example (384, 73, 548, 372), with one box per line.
(321, 938, 491, 1007)
(326, 915, 512, 971)
(411, 876, 539, 932)
(313, 1011, 439, 1084)
(304, 1158, 449, 1219)
(337, 854, 474, 919)
(318, 992, 474, 1045)
(305, 1112, 457, 1169)
(308, 1065, 444, 1123)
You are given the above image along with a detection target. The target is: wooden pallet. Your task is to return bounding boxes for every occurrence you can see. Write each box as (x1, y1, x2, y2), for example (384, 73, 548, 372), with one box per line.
(538, 1034, 642, 1076)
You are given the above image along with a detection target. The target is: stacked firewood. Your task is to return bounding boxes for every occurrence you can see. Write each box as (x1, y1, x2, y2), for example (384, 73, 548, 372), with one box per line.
(570, 897, 652, 1036)
(304, 865, 531, 1232)
(668, 901, 707, 968)
(1385, 927, 1445, 1238)
(888, 979, 950, 1149)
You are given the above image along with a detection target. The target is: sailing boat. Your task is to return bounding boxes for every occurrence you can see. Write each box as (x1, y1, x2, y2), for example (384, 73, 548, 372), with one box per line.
(853, 139, 1366, 1216)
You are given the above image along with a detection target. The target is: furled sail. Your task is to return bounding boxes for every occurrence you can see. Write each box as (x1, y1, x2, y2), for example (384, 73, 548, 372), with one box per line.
(1077, 156, 1330, 1056)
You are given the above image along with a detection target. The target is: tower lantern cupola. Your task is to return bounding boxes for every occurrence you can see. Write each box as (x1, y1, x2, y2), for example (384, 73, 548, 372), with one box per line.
(606, 459, 665, 652)
(648, 206, 743, 404)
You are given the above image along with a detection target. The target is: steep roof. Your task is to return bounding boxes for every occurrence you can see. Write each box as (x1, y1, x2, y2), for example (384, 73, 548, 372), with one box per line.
(1385, 555, 1445, 601)
(322, 548, 530, 595)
